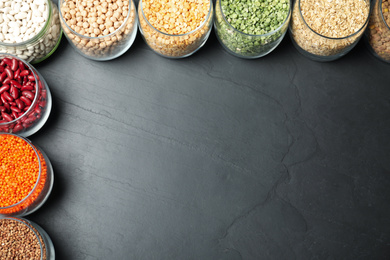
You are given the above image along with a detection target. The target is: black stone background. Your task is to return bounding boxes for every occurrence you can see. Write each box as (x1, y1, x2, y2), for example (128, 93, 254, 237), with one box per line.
(26, 1, 390, 259)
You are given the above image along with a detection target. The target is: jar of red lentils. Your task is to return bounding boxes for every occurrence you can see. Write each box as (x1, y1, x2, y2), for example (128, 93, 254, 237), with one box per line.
(0, 53, 52, 137)
(365, 0, 390, 63)
(0, 217, 55, 259)
(0, 134, 54, 217)
(138, 0, 214, 58)
(59, 0, 138, 61)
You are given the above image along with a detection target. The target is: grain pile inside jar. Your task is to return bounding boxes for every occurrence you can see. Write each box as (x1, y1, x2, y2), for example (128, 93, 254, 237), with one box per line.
(0, 0, 62, 62)
(367, 0, 390, 61)
(60, 0, 136, 58)
(290, 0, 370, 57)
(139, 0, 212, 57)
(0, 134, 47, 215)
(0, 218, 47, 260)
(141, 0, 210, 35)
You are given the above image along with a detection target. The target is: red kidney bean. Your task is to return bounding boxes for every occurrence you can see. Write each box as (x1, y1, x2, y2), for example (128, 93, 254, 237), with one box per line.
(15, 99, 24, 110)
(10, 106, 21, 113)
(2, 112, 13, 122)
(1, 93, 8, 104)
(4, 67, 13, 79)
(18, 61, 25, 71)
(0, 85, 9, 94)
(22, 90, 34, 100)
(14, 69, 20, 80)
(35, 107, 41, 114)
(11, 111, 18, 119)
(27, 75, 35, 82)
(0, 106, 5, 112)
(11, 58, 18, 71)
(10, 80, 22, 89)
(13, 123, 23, 132)
(0, 66, 4, 73)
(0, 120, 7, 124)
(8, 102, 16, 107)
(0, 71, 7, 82)
(23, 117, 34, 125)
(21, 85, 34, 91)
(39, 101, 46, 107)
(20, 96, 32, 106)
(19, 70, 30, 77)
(2, 77, 11, 85)
(10, 86, 19, 99)
(28, 113, 36, 120)
(3, 103, 10, 111)
(2, 58, 12, 67)
(3, 92, 13, 102)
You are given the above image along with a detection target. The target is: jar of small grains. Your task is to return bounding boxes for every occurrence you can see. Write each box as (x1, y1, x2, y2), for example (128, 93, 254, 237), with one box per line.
(0, 217, 55, 259)
(214, 0, 291, 59)
(0, 54, 52, 137)
(365, 0, 390, 63)
(289, 0, 371, 61)
(0, 0, 62, 64)
(59, 0, 138, 61)
(138, 0, 213, 58)
(0, 134, 54, 217)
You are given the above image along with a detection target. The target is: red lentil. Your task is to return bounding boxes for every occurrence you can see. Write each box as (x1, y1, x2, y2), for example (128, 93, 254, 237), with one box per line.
(0, 134, 47, 215)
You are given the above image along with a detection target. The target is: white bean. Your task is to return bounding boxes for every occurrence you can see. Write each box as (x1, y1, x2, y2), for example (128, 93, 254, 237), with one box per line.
(0, 0, 62, 62)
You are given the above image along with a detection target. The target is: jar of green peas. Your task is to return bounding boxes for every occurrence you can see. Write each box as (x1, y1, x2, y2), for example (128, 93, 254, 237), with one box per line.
(214, 0, 291, 58)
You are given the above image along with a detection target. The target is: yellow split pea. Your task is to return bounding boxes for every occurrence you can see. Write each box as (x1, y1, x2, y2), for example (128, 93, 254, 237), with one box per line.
(139, 0, 213, 57)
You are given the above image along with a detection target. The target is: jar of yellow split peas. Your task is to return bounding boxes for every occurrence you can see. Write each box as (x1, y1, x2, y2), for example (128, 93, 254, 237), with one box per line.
(138, 0, 213, 58)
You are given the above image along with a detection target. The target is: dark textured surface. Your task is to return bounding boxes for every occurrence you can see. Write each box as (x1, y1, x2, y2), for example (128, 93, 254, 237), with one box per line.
(26, 22, 390, 260)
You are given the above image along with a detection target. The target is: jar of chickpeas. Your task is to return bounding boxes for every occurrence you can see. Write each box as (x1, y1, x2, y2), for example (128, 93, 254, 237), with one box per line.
(58, 0, 138, 61)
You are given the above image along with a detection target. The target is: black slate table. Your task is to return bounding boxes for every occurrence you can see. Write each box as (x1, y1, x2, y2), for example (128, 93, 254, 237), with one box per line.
(26, 14, 390, 260)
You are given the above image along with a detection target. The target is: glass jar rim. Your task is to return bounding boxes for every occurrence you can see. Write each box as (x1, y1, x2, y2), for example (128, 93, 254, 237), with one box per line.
(0, 53, 41, 126)
(0, 0, 53, 47)
(297, 0, 372, 40)
(0, 133, 44, 211)
(0, 217, 45, 260)
(58, 0, 134, 40)
(139, 0, 213, 37)
(379, 0, 390, 31)
(218, 0, 292, 37)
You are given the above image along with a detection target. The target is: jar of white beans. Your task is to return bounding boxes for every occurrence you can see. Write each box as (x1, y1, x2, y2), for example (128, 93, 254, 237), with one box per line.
(0, 0, 62, 64)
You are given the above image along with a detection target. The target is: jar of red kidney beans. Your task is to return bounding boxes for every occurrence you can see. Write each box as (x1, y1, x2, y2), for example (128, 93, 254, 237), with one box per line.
(0, 53, 52, 137)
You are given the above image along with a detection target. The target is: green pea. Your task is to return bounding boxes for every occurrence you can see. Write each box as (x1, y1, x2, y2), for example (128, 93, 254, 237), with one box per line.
(215, 0, 291, 57)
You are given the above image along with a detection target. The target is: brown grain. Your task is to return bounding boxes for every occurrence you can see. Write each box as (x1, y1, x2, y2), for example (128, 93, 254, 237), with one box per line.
(290, 0, 370, 57)
(367, 0, 390, 61)
(0, 218, 46, 260)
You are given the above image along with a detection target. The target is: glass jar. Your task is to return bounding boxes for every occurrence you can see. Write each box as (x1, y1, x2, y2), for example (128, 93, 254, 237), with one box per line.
(0, 134, 54, 217)
(214, 0, 291, 59)
(138, 0, 213, 58)
(289, 0, 371, 61)
(0, 217, 55, 259)
(59, 0, 138, 61)
(365, 0, 390, 63)
(0, 54, 52, 137)
(0, 0, 62, 64)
